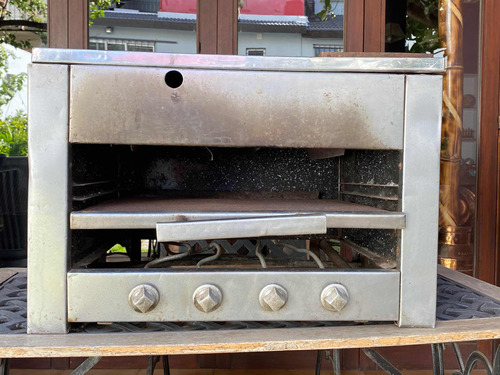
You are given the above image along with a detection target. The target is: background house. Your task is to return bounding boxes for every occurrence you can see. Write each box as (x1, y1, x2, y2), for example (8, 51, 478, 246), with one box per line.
(90, 0, 344, 56)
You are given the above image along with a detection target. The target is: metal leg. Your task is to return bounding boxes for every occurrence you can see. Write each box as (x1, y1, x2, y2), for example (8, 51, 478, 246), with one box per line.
(362, 348, 402, 375)
(147, 355, 161, 375)
(461, 351, 493, 375)
(399, 75, 442, 327)
(0, 359, 10, 375)
(325, 350, 341, 375)
(27, 63, 70, 334)
(431, 343, 444, 375)
(70, 357, 102, 375)
(492, 344, 500, 375)
(315, 350, 323, 375)
(162, 355, 171, 375)
(451, 343, 466, 374)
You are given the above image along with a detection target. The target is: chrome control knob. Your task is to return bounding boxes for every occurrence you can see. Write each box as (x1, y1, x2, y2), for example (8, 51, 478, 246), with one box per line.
(193, 284, 222, 313)
(321, 284, 349, 312)
(259, 284, 288, 311)
(128, 284, 160, 313)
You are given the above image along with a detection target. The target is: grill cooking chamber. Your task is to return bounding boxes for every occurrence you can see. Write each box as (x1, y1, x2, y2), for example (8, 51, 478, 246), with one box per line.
(27, 50, 444, 333)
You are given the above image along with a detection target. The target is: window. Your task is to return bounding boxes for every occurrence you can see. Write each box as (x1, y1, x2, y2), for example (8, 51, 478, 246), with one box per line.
(314, 44, 344, 56)
(89, 38, 155, 52)
(246, 48, 266, 56)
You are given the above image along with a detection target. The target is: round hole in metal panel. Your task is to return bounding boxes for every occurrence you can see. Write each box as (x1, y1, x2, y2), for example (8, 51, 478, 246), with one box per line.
(164, 70, 183, 89)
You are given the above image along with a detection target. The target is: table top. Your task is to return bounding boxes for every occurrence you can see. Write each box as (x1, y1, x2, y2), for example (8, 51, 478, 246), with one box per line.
(0, 266, 499, 358)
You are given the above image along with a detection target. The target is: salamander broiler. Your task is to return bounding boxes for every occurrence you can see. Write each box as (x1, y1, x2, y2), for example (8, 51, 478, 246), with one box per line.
(27, 49, 444, 333)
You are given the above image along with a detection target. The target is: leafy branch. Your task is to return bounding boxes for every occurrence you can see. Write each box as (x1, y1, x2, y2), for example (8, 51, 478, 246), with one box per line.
(406, 0, 439, 53)
(317, 0, 339, 21)
(0, 0, 47, 49)
(90, 0, 120, 25)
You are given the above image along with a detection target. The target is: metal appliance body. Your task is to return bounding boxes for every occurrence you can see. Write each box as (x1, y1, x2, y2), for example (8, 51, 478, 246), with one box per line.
(27, 49, 444, 333)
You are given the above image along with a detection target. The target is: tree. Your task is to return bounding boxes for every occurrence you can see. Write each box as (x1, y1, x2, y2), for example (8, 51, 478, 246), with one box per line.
(0, 44, 28, 156)
(406, 0, 439, 53)
(0, 0, 47, 50)
(318, 0, 440, 53)
(0, 0, 119, 156)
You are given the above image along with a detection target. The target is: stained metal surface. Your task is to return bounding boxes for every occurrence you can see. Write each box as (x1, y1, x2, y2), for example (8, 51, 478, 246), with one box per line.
(131, 147, 340, 199)
(398, 75, 443, 328)
(69, 66, 405, 149)
(340, 150, 401, 211)
(67, 270, 400, 322)
(156, 215, 327, 242)
(70, 198, 406, 229)
(27, 64, 70, 334)
(341, 230, 399, 266)
(32, 48, 445, 73)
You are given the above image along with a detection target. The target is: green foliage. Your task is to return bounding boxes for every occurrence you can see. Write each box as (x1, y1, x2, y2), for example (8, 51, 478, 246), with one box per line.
(408, 0, 438, 17)
(0, 0, 47, 49)
(317, 0, 440, 53)
(108, 243, 127, 253)
(0, 110, 28, 156)
(406, 0, 439, 53)
(0, 46, 27, 156)
(317, 0, 338, 21)
(6, 0, 46, 23)
(89, 0, 120, 25)
(0, 47, 26, 107)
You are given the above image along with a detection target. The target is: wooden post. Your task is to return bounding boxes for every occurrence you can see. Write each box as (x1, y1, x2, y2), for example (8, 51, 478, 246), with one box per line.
(47, 0, 88, 49)
(217, 0, 238, 55)
(344, 0, 386, 53)
(344, 0, 364, 52)
(197, 0, 237, 55)
(363, 0, 386, 52)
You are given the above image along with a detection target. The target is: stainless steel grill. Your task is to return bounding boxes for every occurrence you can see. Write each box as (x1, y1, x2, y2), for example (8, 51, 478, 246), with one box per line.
(27, 49, 444, 333)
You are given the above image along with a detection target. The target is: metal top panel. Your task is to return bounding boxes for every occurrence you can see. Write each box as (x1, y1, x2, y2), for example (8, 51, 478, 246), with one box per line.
(32, 48, 445, 73)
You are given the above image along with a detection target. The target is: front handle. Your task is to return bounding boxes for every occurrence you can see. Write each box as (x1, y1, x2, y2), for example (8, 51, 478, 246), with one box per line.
(156, 214, 327, 242)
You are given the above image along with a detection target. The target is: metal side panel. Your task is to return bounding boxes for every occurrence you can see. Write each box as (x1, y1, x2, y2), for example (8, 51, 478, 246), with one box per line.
(69, 66, 405, 149)
(398, 75, 442, 328)
(67, 270, 400, 322)
(27, 64, 70, 334)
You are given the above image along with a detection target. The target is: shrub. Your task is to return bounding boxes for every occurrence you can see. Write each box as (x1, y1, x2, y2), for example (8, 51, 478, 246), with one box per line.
(0, 110, 28, 156)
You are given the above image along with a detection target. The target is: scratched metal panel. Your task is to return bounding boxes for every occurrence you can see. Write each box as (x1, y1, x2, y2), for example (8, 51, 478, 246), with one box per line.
(67, 270, 400, 322)
(69, 66, 405, 149)
(33, 48, 446, 73)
